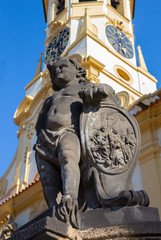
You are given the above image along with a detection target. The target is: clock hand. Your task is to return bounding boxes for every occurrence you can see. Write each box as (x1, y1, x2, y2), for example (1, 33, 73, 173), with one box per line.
(121, 47, 127, 54)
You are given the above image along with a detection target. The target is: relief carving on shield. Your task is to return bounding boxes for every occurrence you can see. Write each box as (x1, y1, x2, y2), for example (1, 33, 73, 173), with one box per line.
(87, 107, 137, 174)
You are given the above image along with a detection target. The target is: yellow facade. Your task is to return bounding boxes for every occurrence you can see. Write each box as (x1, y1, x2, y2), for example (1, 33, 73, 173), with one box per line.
(129, 89, 161, 215)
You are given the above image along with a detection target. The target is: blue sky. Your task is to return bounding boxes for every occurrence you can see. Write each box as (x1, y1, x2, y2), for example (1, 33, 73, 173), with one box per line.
(0, 1, 161, 178)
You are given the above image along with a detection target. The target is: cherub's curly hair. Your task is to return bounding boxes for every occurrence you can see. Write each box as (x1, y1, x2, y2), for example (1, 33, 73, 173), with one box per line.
(68, 58, 87, 84)
(47, 57, 87, 91)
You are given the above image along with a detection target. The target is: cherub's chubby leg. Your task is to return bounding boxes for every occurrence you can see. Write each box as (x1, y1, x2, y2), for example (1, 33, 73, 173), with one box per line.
(36, 153, 61, 208)
(56, 132, 81, 228)
(57, 132, 81, 198)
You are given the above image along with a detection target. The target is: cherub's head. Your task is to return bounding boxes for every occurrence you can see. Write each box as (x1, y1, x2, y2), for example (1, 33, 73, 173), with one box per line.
(47, 57, 87, 91)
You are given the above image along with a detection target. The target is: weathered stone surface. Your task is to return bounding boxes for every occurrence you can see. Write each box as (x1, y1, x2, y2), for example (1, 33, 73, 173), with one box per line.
(81, 206, 160, 230)
(9, 217, 69, 240)
(9, 206, 161, 240)
(79, 222, 161, 239)
(9, 216, 161, 240)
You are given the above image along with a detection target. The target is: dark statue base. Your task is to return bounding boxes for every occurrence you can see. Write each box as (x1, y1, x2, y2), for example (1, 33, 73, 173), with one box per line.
(10, 206, 161, 240)
(81, 206, 160, 230)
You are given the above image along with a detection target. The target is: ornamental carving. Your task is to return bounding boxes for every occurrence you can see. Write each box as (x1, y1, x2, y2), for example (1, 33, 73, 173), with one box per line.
(0, 215, 17, 240)
(88, 109, 136, 171)
(106, 18, 134, 41)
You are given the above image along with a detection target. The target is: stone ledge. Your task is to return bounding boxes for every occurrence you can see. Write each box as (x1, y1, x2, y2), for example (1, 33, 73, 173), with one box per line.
(9, 206, 161, 240)
(9, 217, 69, 240)
(79, 222, 161, 239)
(10, 218, 161, 240)
(81, 206, 160, 230)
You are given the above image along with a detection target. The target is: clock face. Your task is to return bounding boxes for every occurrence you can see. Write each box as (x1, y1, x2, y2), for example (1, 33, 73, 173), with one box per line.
(105, 25, 134, 59)
(45, 27, 70, 64)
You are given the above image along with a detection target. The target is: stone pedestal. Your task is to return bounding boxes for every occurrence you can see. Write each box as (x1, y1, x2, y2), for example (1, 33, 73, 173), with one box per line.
(10, 207, 161, 240)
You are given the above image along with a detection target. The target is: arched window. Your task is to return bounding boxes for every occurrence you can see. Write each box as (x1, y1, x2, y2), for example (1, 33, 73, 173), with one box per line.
(111, 0, 124, 16)
(79, 0, 97, 2)
(111, 0, 120, 9)
(56, 0, 65, 15)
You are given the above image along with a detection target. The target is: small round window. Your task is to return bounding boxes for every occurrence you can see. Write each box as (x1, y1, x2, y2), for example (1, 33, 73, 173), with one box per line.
(114, 65, 133, 84)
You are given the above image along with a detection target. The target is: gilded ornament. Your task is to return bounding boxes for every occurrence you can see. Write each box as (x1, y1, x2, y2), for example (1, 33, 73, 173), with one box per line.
(0, 215, 17, 240)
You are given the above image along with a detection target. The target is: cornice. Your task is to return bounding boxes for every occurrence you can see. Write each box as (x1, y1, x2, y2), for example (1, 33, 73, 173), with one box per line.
(14, 110, 29, 127)
(134, 98, 161, 122)
(106, 4, 130, 23)
(82, 55, 105, 83)
(102, 68, 142, 98)
(129, 88, 161, 113)
(25, 70, 49, 92)
(0, 179, 42, 224)
(13, 181, 42, 215)
(83, 55, 105, 70)
(70, 13, 107, 20)
(137, 66, 157, 84)
(25, 72, 43, 90)
(48, 7, 69, 25)
(14, 95, 33, 126)
(72, 1, 104, 7)
(135, 102, 161, 131)
(139, 145, 161, 164)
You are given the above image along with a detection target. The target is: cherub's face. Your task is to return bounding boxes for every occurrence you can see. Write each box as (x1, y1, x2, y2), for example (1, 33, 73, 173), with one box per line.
(50, 58, 79, 90)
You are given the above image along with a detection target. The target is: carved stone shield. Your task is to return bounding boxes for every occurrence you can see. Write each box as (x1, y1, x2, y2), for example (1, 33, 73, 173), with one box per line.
(80, 99, 141, 206)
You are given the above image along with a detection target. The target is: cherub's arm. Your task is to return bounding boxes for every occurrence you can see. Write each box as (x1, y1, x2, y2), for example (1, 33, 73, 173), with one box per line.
(35, 97, 52, 136)
(78, 83, 109, 105)
(79, 83, 121, 107)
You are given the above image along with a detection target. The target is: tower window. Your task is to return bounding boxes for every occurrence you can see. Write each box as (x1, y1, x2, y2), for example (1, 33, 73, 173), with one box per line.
(111, 0, 120, 9)
(56, 0, 65, 15)
(114, 65, 133, 85)
(79, 0, 97, 2)
(111, 0, 124, 16)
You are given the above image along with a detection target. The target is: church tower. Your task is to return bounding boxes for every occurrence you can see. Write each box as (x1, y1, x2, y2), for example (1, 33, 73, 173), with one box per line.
(0, 0, 158, 230)
(43, 0, 157, 107)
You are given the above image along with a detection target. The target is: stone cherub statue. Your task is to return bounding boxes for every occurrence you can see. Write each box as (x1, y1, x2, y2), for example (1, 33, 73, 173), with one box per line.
(34, 57, 88, 228)
(34, 57, 149, 229)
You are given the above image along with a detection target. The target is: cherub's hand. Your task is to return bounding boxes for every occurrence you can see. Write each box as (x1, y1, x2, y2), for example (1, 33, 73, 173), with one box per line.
(79, 83, 109, 105)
